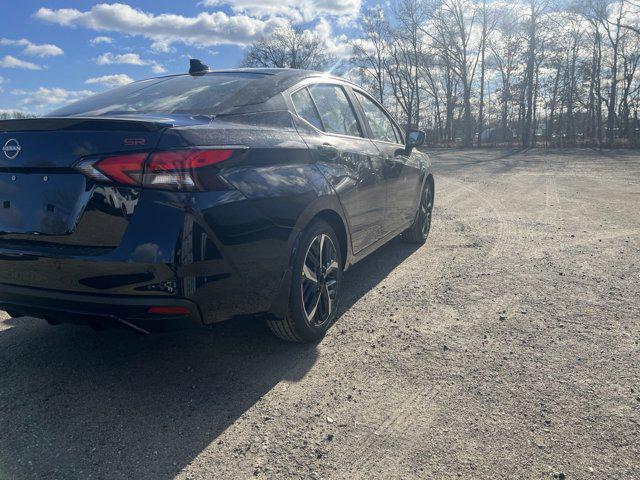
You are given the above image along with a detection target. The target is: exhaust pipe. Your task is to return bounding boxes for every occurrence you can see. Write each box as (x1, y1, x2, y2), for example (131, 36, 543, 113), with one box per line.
(41, 312, 150, 335)
(114, 318, 150, 335)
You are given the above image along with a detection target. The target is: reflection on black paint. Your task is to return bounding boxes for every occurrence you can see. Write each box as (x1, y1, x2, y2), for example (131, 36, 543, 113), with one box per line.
(79, 272, 155, 290)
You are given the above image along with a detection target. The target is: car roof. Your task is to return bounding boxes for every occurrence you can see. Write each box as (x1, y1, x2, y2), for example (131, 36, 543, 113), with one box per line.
(51, 68, 360, 118)
(207, 67, 318, 77)
(153, 68, 357, 90)
(145, 68, 359, 115)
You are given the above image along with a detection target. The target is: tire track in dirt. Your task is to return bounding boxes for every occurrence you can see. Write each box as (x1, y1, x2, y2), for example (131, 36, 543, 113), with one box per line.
(346, 171, 521, 478)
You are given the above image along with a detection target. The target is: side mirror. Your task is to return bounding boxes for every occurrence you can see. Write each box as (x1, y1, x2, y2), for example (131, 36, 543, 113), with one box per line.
(405, 129, 426, 153)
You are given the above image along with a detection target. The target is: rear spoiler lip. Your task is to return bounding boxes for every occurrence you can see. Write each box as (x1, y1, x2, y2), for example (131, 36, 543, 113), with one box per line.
(0, 116, 181, 133)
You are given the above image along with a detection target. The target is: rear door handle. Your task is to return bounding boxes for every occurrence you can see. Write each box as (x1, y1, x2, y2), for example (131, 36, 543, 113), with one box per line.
(385, 155, 399, 167)
(318, 143, 339, 157)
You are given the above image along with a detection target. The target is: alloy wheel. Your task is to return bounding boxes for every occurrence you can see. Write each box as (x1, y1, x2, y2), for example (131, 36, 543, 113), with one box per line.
(301, 233, 339, 327)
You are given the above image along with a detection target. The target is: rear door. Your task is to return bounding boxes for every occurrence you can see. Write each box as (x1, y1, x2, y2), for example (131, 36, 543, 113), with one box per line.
(352, 90, 422, 232)
(290, 83, 386, 253)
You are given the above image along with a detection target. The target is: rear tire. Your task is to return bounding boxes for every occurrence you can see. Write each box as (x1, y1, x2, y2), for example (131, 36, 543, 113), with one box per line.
(267, 220, 343, 343)
(402, 180, 434, 244)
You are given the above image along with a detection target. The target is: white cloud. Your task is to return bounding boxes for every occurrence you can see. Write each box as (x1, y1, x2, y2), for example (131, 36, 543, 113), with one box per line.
(0, 38, 63, 57)
(90, 36, 113, 45)
(34, 3, 288, 49)
(149, 40, 175, 53)
(313, 18, 351, 60)
(96, 52, 145, 66)
(23, 43, 63, 58)
(200, 0, 361, 22)
(11, 87, 94, 110)
(85, 74, 134, 87)
(96, 52, 166, 73)
(0, 55, 41, 70)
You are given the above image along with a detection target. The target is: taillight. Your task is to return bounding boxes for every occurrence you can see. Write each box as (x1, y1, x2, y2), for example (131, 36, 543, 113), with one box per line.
(76, 148, 238, 191)
(92, 153, 147, 186)
(144, 149, 233, 190)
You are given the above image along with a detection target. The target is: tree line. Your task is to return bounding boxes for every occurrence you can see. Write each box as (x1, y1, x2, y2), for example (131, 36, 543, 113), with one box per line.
(242, 0, 640, 148)
(0, 111, 37, 120)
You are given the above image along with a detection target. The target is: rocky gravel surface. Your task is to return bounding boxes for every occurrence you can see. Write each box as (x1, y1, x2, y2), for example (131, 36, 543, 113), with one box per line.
(0, 148, 638, 479)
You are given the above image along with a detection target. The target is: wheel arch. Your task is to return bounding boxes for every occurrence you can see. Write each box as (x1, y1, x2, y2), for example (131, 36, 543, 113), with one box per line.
(314, 209, 348, 269)
(268, 195, 352, 320)
(290, 194, 352, 266)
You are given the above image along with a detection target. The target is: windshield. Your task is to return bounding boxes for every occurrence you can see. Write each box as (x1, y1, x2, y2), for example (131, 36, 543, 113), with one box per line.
(49, 73, 263, 117)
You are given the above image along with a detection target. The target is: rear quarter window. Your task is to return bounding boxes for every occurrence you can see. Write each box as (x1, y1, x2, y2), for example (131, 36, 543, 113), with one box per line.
(291, 88, 323, 131)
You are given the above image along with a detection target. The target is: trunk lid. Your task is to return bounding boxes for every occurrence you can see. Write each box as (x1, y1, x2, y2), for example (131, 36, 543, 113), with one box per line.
(0, 115, 206, 169)
(0, 115, 206, 245)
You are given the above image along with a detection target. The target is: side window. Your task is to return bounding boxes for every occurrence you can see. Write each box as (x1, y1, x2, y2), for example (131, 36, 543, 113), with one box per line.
(354, 91, 399, 144)
(308, 84, 362, 137)
(291, 87, 323, 131)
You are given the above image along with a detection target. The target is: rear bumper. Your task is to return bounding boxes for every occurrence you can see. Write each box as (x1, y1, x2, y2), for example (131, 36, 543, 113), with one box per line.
(0, 185, 296, 324)
(0, 283, 203, 332)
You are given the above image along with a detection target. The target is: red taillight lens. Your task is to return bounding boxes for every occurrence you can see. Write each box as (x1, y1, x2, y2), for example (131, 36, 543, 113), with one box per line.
(144, 149, 234, 190)
(77, 148, 238, 191)
(146, 149, 234, 171)
(82, 153, 148, 186)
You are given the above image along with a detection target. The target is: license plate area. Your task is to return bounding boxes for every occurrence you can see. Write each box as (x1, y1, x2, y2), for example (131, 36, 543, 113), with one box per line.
(0, 173, 90, 235)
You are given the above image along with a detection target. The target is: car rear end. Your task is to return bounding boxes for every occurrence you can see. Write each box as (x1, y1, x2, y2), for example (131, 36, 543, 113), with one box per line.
(0, 72, 307, 332)
(0, 117, 207, 329)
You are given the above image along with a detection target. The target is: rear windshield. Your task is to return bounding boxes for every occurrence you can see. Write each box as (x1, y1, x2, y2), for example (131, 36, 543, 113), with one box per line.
(49, 73, 263, 117)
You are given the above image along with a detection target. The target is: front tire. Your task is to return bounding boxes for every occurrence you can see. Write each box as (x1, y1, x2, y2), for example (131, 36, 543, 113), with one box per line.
(267, 220, 342, 343)
(402, 180, 434, 244)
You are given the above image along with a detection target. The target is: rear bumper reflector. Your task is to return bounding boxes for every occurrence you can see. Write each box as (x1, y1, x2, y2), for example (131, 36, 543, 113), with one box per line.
(147, 306, 191, 316)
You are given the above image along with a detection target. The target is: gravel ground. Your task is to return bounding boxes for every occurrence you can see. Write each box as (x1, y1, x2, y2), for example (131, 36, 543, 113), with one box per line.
(0, 148, 638, 479)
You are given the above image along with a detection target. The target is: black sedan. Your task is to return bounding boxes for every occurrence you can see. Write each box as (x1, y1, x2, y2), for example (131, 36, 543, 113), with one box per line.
(0, 63, 434, 342)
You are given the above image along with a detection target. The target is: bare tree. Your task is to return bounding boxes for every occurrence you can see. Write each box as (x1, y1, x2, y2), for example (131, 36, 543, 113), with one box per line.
(343, 0, 640, 148)
(421, 55, 447, 142)
(351, 7, 389, 104)
(522, 0, 549, 148)
(584, 0, 628, 145)
(575, 0, 607, 145)
(618, 33, 640, 138)
(428, 0, 479, 146)
(0, 111, 37, 120)
(385, 0, 431, 128)
(588, 20, 605, 145)
(477, 0, 498, 146)
(426, 9, 461, 142)
(241, 26, 334, 70)
(488, 7, 522, 144)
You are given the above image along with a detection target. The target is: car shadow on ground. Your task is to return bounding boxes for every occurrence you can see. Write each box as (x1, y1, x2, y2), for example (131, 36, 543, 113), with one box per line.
(0, 237, 420, 479)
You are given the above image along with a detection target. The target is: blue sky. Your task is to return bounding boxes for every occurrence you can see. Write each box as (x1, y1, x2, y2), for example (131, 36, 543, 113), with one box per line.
(0, 1, 365, 114)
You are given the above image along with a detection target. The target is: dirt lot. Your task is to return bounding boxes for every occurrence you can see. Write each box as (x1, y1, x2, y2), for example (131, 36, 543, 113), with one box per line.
(0, 148, 638, 479)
